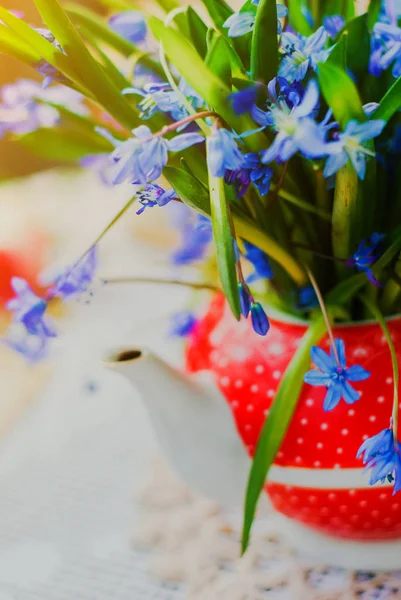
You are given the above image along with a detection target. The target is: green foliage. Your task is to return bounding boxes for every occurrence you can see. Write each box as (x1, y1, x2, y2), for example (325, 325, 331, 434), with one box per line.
(374, 76, 401, 122)
(251, 0, 278, 84)
(317, 62, 365, 127)
(241, 314, 328, 553)
(18, 126, 112, 161)
(187, 7, 208, 58)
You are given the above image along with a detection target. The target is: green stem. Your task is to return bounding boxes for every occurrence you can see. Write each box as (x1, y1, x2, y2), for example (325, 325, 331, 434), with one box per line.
(360, 296, 399, 443)
(102, 276, 220, 293)
(304, 264, 340, 366)
(332, 162, 359, 275)
(277, 188, 332, 220)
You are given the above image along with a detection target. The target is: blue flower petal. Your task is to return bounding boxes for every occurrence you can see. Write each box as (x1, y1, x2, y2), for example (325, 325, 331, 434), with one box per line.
(323, 384, 342, 411)
(346, 364, 371, 382)
(311, 345, 336, 372)
(304, 369, 332, 386)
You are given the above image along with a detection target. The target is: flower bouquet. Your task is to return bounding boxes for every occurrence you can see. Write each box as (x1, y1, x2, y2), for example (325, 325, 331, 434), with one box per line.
(1, 0, 401, 558)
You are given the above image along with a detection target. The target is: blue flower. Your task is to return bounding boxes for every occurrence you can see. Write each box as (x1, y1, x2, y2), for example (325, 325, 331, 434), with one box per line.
(123, 79, 203, 122)
(171, 212, 213, 265)
(223, 4, 287, 38)
(346, 233, 385, 285)
(48, 247, 98, 302)
(304, 339, 370, 411)
(250, 302, 270, 336)
(0, 79, 87, 137)
(297, 286, 318, 310)
(207, 128, 244, 178)
(253, 80, 331, 164)
(279, 27, 332, 82)
(108, 11, 147, 44)
(323, 120, 386, 180)
(169, 311, 198, 337)
(358, 429, 401, 494)
(107, 125, 204, 185)
(33, 28, 65, 87)
(225, 153, 273, 198)
(135, 184, 177, 215)
(323, 15, 345, 39)
(229, 86, 259, 115)
(6, 277, 56, 338)
(238, 283, 251, 318)
(370, 21, 401, 78)
(3, 325, 49, 363)
(243, 242, 273, 283)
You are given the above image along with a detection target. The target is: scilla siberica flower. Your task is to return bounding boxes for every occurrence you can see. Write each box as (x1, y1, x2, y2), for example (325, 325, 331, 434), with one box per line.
(250, 302, 270, 336)
(223, 3, 288, 38)
(169, 311, 198, 337)
(304, 339, 370, 411)
(225, 153, 273, 198)
(135, 184, 177, 215)
(123, 79, 203, 122)
(279, 27, 332, 82)
(108, 11, 147, 44)
(243, 242, 273, 283)
(323, 120, 386, 180)
(106, 125, 204, 186)
(252, 79, 331, 164)
(207, 128, 244, 178)
(357, 429, 401, 494)
(346, 233, 384, 285)
(47, 246, 98, 302)
(323, 15, 345, 39)
(370, 21, 401, 78)
(6, 278, 56, 339)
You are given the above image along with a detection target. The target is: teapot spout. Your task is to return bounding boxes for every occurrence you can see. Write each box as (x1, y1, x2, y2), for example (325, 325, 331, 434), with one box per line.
(103, 346, 250, 506)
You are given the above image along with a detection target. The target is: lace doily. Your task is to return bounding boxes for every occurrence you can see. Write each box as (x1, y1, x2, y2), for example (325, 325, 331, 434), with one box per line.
(134, 458, 401, 600)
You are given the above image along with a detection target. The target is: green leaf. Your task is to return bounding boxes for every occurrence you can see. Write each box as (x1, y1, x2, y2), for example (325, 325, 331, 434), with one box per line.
(163, 167, 307, 286)
(340, 14, 370, 78)
(317, 62, 365, 128)
(208, 175, 241, 319)
(373, 76, 401, 122)
(205, 32, 232, 85)
(187, 6, 208, 58)
(199, 0, 233, 31)
(18, 126, 112, 161)
(368, 0, 381, 29)
(251, 0, 278, 84)
(327, 33, 346, 69)
(287, 0, 313, 36)
(323, 0, 355, 20)
(33, 0, 140, 130)
(0, 24, 41, 63)
(241, 315, 327, 553)
(65, 3, 138, 56)
(148, 17, 266, 152)
(154, 0, 180, 12)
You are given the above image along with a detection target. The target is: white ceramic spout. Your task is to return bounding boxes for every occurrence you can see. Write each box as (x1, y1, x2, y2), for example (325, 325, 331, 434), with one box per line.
(103, 346, 250, 505)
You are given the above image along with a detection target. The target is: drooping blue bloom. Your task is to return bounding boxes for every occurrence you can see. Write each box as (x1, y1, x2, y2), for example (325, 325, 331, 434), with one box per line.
(304, 339, 371, 412)
(229, 85, 259, 115)
(323, 120, 386, 180)
(253, 80, 331, 164)
(169, 311, 198, 337)
(370, 21, 401, 78)
(6, 277, 56, 338)
(223, 4, 287, 38)
(323, 15, 345, 39)
(47, 246, 98, 302)
(297, 286, 318, 310)
(171, 212, 213, 265)
(107, 125, 204, 186)
(135, 184, 177, 215)
(108, 11, 147, 44)
(224, 152, 273, 198)
(243, 242, 273, 283)
(207, 128, 244, 178)
(250, 302, 270, 336)
(238, 283, 251, 318)
(358, 429, 401, 494)
(279, 27, 332, 82)
(346, 233, 385, 286)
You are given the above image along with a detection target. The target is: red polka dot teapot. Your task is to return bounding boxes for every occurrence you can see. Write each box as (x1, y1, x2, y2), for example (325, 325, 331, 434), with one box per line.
(106, 294, 401, 570)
